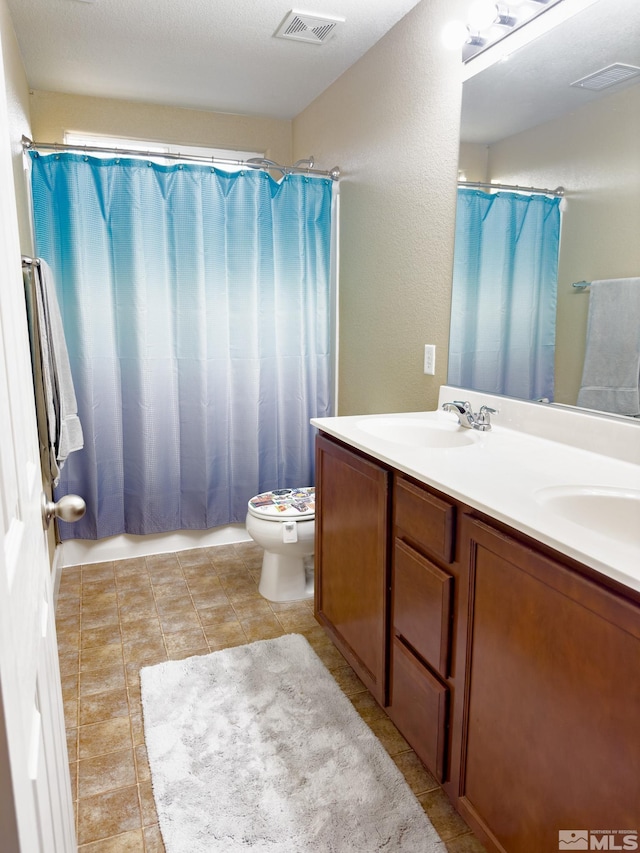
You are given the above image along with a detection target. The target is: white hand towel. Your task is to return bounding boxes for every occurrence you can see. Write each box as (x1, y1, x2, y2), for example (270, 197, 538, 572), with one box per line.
(34, 259, 84, 483)
(576, 277, 640, 417)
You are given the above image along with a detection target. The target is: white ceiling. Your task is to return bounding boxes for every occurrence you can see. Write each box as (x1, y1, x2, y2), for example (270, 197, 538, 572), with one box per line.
(8, 0, 640, 140)
(6, 0, 423, 120)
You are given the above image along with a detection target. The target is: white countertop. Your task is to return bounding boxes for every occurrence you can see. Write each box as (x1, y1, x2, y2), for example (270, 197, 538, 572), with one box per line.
(311, 388, 640, 594)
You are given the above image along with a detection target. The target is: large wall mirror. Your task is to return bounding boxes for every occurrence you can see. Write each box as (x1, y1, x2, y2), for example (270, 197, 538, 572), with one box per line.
(451, 0, 640, 419)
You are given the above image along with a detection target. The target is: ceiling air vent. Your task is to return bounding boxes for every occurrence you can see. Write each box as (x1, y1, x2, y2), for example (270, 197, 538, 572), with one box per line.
(571, 63, 640, 91)
(274, 11, 343, 44)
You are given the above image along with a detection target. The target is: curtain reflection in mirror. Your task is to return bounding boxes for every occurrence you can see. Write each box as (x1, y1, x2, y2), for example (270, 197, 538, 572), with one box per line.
(448, 189, 561, 402)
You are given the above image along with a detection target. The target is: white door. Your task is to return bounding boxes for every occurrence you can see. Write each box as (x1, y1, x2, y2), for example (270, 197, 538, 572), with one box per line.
(0, 36, 76, 853)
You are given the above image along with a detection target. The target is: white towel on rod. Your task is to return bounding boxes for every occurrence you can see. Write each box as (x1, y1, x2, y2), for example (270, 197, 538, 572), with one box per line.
(576, 277, 640, 416)
(33, 259, 84, 483)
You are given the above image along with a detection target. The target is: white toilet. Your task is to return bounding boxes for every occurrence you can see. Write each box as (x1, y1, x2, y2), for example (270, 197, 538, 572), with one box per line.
(245, 487, 315, 602)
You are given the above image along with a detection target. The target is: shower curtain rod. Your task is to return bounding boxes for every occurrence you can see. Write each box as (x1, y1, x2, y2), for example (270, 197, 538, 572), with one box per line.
(458, 180, 565, 197)
(22, 136, 341, 181)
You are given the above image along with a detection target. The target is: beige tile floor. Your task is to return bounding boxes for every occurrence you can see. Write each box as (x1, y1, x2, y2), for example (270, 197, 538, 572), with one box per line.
(55, 540, 487, 852)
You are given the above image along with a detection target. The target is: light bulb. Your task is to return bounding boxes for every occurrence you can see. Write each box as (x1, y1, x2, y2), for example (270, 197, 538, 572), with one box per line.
(441, 19, 469, 50)
(467, 0, 498, 31)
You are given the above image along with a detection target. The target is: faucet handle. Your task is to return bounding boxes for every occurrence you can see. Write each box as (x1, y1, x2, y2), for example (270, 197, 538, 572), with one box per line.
(476, 405, 498, 430)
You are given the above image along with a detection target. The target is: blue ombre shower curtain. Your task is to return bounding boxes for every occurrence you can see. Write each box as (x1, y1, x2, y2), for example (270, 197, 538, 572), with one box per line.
(448, 189, 561, 401)
(30, 152, 333, 540)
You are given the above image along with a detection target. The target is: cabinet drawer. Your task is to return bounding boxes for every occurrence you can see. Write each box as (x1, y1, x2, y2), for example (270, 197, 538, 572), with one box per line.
(389, 636, 448, 782)
(394, 476, 455, 564)
(393, 539, 452, 677)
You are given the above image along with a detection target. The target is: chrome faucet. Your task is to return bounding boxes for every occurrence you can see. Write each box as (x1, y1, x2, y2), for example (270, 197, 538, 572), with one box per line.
(441, 400, 497, 431)
(441, 400, 476, 428)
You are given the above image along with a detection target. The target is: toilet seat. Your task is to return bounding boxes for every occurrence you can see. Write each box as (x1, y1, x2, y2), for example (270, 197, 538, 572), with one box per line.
(247, 487, 315, 521)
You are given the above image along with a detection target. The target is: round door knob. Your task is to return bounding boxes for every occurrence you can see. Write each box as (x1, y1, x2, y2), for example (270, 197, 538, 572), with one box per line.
(41, 493, 86, 529)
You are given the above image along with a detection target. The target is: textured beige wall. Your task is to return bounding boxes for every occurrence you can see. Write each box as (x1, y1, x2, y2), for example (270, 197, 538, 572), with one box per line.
(0, 0, 33, 251)
(459, 142, 489, 183)
(487, 84, 640, 405)
(29, 90, 292, 166)
(293, 0, 466, 415)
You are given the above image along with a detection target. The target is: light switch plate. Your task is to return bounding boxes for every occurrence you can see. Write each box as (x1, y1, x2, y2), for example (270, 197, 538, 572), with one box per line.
(424, 344, 436, 375)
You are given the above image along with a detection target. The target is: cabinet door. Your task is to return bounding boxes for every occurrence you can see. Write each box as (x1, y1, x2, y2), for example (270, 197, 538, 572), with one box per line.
(458, 517, 640, 853)
(315, 435, 390, 705)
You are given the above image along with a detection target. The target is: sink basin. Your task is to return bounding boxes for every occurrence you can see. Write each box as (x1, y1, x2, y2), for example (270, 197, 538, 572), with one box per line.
(356, 417, 476, 449)
(534, 485, 640, 546)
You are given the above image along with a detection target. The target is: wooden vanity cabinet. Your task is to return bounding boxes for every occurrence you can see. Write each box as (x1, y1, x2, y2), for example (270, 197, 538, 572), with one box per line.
(314, 433, 640, 853)
(314, 434, 391, 706)
(454, 515, 640, 853)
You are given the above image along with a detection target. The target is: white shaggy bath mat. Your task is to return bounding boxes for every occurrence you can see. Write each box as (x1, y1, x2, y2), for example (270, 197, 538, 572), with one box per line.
(140, 633, 444, 853)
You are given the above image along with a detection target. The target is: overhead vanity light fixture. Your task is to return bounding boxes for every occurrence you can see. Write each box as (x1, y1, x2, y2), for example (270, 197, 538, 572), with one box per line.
(442, 0, 564, 63)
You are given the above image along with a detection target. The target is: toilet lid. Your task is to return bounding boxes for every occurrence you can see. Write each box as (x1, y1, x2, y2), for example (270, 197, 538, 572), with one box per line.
(247, 487, 315, 520)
